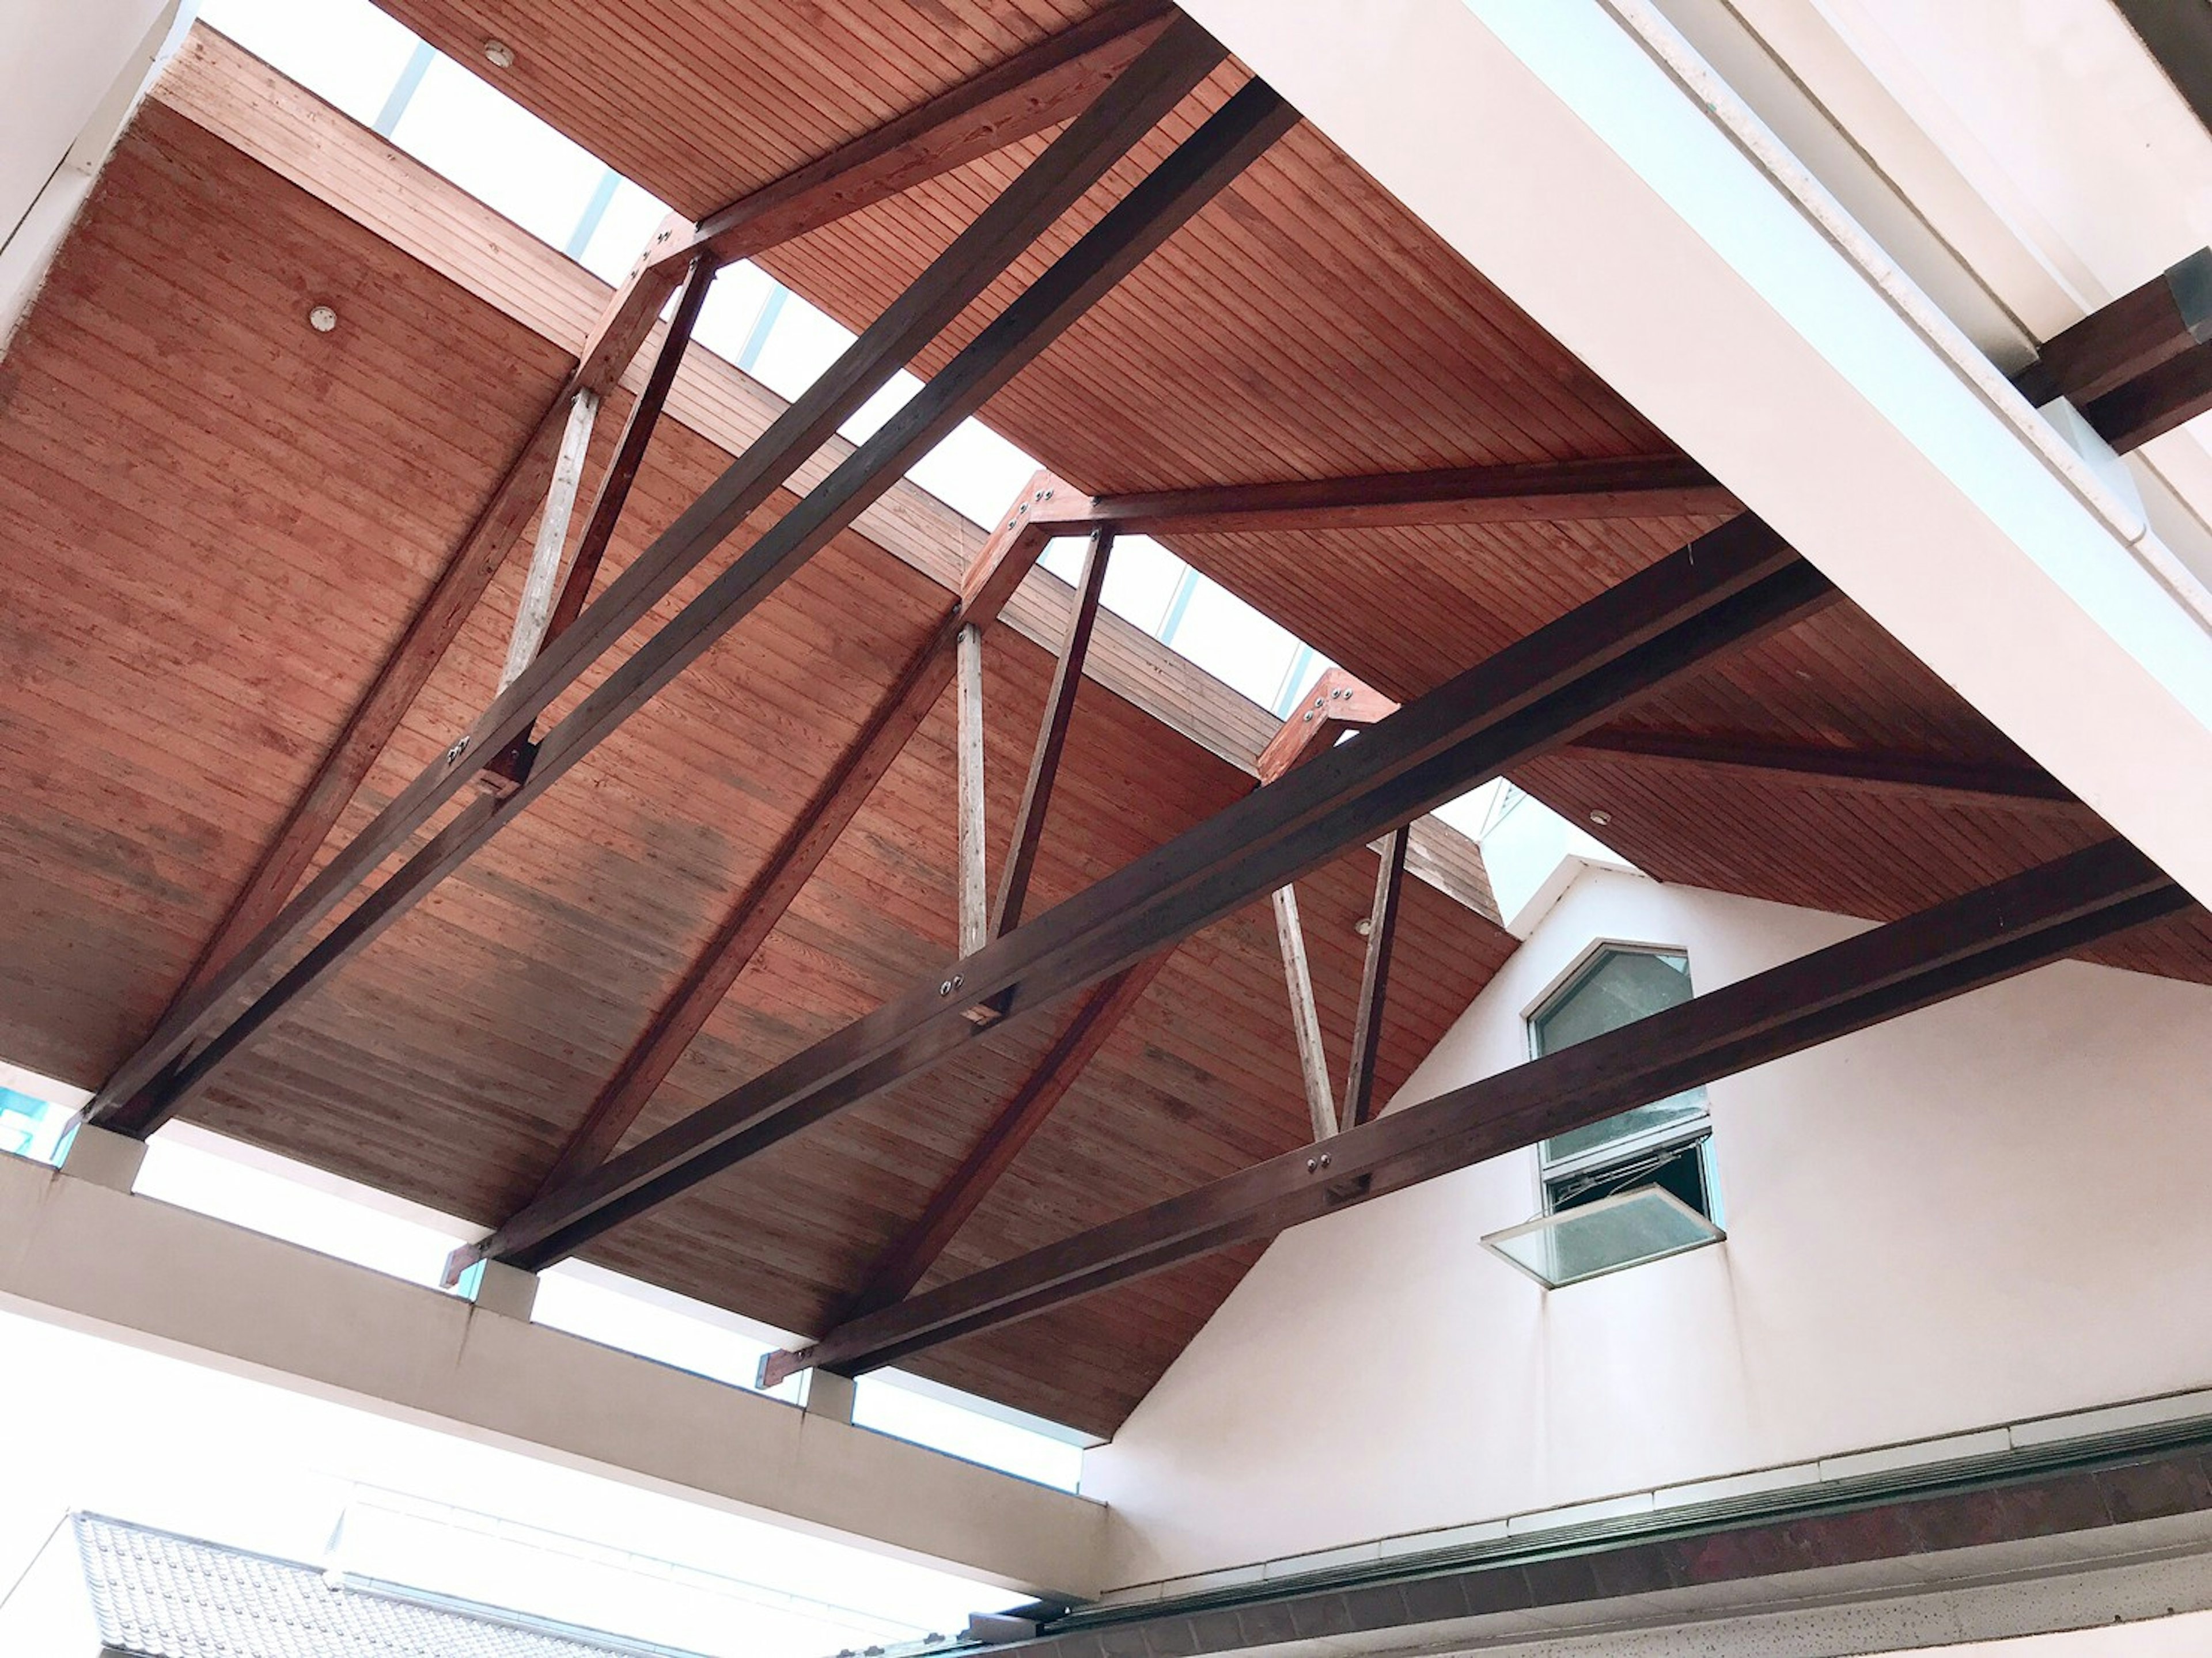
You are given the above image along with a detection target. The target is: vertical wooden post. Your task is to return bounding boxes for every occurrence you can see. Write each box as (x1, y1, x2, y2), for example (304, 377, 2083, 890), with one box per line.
(499, 389, 601, 692)
(1342, 828, 1407, 1131)
(1271, 884, 1336, 1143)
(956, 623, 988, 957)
(993, 528, 1112, 938)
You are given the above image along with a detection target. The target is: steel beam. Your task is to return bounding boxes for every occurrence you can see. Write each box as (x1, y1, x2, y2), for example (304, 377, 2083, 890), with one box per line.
(90, 20, 1240, 1132)
(774, 839, 2188, 1379)
(464, 514, 1832, 1274)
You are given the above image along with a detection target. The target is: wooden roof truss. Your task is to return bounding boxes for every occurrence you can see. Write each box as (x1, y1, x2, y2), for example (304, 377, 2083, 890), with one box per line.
(49, 7, 2212, 1414)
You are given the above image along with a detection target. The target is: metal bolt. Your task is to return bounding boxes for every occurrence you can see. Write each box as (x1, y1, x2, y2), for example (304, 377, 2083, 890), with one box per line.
(444, 735, 470, 765)
(1305, 1157, 1319, 1172)
(1319, 1153, 1332, 1168)
(951, 974, 963, 991)
(940, 980, 954, 996)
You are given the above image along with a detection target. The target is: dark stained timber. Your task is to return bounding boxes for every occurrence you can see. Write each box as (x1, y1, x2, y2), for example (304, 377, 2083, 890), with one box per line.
(89, 18, 1240, 1132)
(995, 528, 1114, 938)
(466, 515, 1834, 1275)
(775, 839, 2188, 1380)
(1341, 826, 1407, 1132)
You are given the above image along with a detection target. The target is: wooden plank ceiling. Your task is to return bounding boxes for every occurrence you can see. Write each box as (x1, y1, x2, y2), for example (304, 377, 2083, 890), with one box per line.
(0, 92, 1510, 1435)
(362, 0, 2212, 984)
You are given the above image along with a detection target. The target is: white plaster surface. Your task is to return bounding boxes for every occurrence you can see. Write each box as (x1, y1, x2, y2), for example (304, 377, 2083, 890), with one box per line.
(1175, 0, 2212, 914)
(1088, 870, 2212, 1585)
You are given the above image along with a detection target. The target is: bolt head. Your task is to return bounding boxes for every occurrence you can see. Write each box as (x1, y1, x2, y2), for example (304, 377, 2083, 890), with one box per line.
(1305, 1157, 1319, 1172)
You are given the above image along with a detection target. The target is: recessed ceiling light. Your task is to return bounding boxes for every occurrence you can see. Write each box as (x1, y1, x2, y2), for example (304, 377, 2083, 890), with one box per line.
(1589, 809, 1612, 826)
(306, 304, 338, 333)
(483, 38, 516, 69)
(1353, 917, 1373, 938)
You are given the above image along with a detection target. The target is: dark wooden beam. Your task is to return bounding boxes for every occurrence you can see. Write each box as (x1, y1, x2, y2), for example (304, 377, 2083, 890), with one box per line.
(2083, 340, 2212, 454)
(2114, 0, 2212, 151)
(573, 0, 1178, 394)
(771, 839, 2188, 1380)
(462, 515, 1833, 1275)
(1255, 667, 1399, 785)
(1567, 726, 2093, 817)
(149, 9, 1175, 1005)
(994, 529, 1113, 938)
(1031, 456, 1735, 538)
(89, 22, 1241, 1133)
(527, 509, 1061, 1198)
(540, 254, 714, 650)
(2015, 249, 2212, 409)
(1340, 826, 1407, 1132)
(807, 951, 1176, 1348)
(778, 658, 1398, 1376)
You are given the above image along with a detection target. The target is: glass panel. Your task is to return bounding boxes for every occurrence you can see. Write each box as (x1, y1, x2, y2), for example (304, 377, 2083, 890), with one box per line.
(388, 57, 612, 249)
(1483, 1186, 1722, 1288)
(1533, 948, 1706, 1166)
(199, 0, 423, 127)
(1165, 577, 1300, 706)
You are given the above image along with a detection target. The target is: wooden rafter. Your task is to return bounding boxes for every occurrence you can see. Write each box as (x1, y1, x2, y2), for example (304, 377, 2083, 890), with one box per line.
(524, 496, 1065, 1199)
(464, 516, 1834, 1276)
(570, 0, 1178, 398)
(994, 529, 1113, 938)
(1256, 667, 1399, 784)
(1271, 885, 1336, 1142)
(786, 630, 1376, 1372)
(90, 23, 1245, 1134)
(1567, 727, 2092, 817)
(156, 7, 1168, 1003)
(1341, 826, 1407, 1132)
(771, 840, 2190, 1381)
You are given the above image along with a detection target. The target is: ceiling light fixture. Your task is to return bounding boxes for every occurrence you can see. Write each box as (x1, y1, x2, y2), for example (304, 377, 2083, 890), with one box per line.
(306, 304, 338, 333)
(1589, 809, 1612, 826)
(483, 39, 516, 69)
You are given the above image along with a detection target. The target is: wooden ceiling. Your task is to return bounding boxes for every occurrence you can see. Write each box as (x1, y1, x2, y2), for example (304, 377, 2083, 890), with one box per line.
(6, 0, 2209, 1436)
(358, 0, 2212, 981)
(0, 92, 1509, 1435)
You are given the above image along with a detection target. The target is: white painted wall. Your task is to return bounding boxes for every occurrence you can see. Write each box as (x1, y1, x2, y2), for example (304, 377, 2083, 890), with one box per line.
(1088, 868, 2212, 1587)
(1178, 0, 2212, 919)
(0, 0, 188, 352)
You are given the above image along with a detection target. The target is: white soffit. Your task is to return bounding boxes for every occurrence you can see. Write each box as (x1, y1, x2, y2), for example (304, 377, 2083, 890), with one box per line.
(1178, 0, 2212, 908)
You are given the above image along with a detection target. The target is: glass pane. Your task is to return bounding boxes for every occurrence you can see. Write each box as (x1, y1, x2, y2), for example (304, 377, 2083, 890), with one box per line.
(1484, 1186, 1722, 1288)
(199, 0, 422, 127)
(388, 57, 611, 249)
(1532, 948, 1692, 1054)
(1533, 948, 1705, 1166)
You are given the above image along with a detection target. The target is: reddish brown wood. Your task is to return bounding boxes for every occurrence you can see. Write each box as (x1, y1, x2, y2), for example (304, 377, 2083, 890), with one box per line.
(994, 527, 1112, 937)
(802, 950, 1175, 1349)
(1341, 825, 1406, 1131)
(541, 254, 714, 650)
(2085, 342, 2212, 454)
(1255, 668, 1399, 785)
(172, 412, 565, 992)
(775, 840, 2188, 1380)
(1569, 726, 2090, 816)
(2014, 251, 2212, 407)
(89, 27, 1242, 1129)
(569, 1, 1175, 401)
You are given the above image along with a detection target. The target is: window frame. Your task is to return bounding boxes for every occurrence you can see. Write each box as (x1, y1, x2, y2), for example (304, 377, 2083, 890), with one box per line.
(1520, 939, 1719, 1222)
